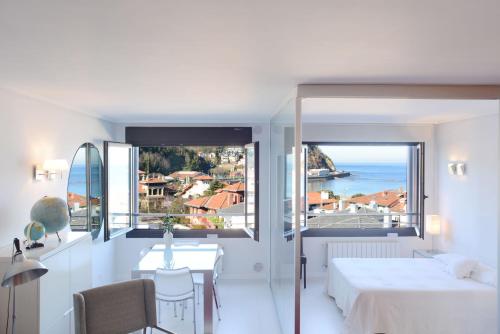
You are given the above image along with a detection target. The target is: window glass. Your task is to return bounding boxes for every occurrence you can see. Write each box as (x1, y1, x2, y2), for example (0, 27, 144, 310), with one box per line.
(68, 147, 88, 231)
(105, 142, 132, 240)
(137, 146, 248, 230)
(306, 144, 421, 229)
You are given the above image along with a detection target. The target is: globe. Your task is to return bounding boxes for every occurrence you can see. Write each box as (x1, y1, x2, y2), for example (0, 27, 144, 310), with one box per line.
(30, 196, 69, 235)
(24, 221, 46, 241)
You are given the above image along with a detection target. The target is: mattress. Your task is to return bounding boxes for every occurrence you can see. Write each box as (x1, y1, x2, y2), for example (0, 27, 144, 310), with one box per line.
(328, 258, 497, 334)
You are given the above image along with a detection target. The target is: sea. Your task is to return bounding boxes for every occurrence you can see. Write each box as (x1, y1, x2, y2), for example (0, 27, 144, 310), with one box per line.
(67, 164, 102, 197)
(308, 162, 407, 197)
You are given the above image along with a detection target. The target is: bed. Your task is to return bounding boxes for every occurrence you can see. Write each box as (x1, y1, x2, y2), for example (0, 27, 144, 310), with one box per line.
(328, 257, 497, 334)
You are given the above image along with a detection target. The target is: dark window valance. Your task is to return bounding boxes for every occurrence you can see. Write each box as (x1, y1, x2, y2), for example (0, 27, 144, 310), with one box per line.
(125, 126, 252, 146)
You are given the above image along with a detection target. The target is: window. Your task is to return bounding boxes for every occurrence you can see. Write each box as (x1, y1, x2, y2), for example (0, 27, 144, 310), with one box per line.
(104, 142, 134, 241)
(304, 143, 425, 237)
(104, 127, 259, 240)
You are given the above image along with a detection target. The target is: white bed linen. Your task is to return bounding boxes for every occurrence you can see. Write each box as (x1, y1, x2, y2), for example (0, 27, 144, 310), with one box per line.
(328, 258, 497, 334)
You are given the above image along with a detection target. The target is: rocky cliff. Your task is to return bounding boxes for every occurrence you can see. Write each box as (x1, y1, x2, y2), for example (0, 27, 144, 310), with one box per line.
(307, 145, 336, 171)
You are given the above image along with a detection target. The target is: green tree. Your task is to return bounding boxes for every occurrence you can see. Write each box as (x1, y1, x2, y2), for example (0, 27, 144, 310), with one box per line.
(165, 197, 187, 223)
(139, 147, 214, 176)
(204, 180, 225, 196)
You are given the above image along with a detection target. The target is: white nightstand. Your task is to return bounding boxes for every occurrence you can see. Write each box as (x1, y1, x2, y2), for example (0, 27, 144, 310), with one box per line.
(412, 249, 445, 258)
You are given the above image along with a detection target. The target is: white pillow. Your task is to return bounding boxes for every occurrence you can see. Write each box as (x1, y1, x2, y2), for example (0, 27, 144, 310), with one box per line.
(433, 253, 462, 265)
(434, 253, 477, 279)
(471, 263, 497, 287)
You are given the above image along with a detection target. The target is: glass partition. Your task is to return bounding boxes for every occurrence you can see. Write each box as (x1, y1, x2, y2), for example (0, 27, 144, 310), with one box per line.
(270, 97, 300, 333)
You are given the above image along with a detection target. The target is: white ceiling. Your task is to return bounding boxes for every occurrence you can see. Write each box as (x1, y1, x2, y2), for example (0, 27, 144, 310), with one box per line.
(302, 98, 499, 124)
(1, 0, 500, 122)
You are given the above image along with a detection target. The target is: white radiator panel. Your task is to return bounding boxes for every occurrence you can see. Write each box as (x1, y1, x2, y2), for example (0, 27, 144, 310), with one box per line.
(327, 237, 400, 261)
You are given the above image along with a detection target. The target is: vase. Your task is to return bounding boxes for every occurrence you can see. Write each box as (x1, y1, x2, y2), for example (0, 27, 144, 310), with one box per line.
(163, 231, 173, 248)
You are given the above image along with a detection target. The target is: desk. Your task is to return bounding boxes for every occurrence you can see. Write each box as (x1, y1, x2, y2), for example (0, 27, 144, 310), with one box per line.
(132, 243, 219, 334)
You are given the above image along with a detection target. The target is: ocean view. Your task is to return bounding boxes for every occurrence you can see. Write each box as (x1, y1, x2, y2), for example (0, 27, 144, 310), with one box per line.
(68, 164, 102, 198)
(308, 162, 407, 197)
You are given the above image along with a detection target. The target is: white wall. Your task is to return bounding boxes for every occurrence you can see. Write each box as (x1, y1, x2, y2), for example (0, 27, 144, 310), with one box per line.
(302, 123, 434, 276)
(112, 122, 271, 282)
(0, 88, 122, 286)
(436, 113, 499, 267)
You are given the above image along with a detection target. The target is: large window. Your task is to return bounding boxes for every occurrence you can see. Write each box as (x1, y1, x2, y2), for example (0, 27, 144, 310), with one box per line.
(137, 146, 247, 229)
(304, 143, 425, 236)
(105, 127, 259, 240)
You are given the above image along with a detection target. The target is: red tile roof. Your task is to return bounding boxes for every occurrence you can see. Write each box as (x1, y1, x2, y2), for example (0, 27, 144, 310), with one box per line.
(68, 192, 87, 207)
(168, 171, 202, 179)
(140, 178, 169, 184)
(222, 182, 245, 193)
(307, 192, 337, 205)
(349, 190, 405, 209)
(193, 175, 213, 181)
(184, 196, 209, 208)
(185, 191, 240, 211)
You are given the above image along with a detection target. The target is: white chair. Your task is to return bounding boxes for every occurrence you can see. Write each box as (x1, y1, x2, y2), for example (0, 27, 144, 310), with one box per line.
(139, 247, 154, 279)
(140, 246, 152, 259)
(155, 267, 196, 334)
(193, 248, 224, 321)
(174, 240, 200, 246)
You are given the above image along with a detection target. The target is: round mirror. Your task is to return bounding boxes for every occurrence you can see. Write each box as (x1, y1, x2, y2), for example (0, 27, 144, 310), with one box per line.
(67, 143, 103, 239)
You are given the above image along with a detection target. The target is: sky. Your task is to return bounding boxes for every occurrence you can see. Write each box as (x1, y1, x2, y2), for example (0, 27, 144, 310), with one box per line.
(319, 145, 408, 164)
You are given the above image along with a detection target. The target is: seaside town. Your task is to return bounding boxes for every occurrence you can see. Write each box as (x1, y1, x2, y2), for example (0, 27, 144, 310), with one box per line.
(137, 146, 247, 230)
(67, 145, 408, 230)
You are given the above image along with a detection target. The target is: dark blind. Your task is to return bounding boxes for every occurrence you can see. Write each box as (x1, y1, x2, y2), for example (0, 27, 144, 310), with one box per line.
(125, 127, 252, 146)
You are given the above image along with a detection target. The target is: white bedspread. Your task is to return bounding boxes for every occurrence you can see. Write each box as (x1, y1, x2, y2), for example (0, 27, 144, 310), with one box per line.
(328, 258, 497, 334)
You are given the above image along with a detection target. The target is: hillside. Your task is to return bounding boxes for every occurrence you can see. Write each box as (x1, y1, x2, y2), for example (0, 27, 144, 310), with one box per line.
(139, 146, 214, 176)
(307, 145, 336, 171)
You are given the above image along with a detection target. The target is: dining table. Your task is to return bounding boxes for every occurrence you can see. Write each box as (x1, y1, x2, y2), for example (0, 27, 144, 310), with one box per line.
(131, 243, 219, 334)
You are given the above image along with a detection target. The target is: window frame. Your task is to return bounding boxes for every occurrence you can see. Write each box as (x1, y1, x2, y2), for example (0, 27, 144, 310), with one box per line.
(244, 142, 260, 241)
(123, 126, 259, 240)
(302, 141, 426, 238)
(104, 141, 134, 241)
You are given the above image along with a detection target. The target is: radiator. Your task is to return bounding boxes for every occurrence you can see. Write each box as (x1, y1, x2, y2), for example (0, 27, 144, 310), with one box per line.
(327, 237, 400, 261)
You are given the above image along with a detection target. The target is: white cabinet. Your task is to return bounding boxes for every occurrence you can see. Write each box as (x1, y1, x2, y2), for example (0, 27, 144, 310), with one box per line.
(0, 232, 92, 334)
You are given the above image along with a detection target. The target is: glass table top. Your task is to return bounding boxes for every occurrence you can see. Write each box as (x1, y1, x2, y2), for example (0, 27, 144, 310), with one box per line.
(134, 243, 219, 272)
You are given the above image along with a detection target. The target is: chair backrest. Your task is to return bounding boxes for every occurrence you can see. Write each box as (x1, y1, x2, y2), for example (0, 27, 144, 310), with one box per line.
(213, 248, 224, 282)
(173, 239, 200, 246)
(139, 246, 152, 259)
(73, 279, 157, 334)
(154, 267, 194, 298)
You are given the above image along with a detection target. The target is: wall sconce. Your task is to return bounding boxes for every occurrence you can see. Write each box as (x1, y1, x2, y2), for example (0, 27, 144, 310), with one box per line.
(35, 159, 69, 181)
(447, 163, 457, 175)
(448, 161, 466, 176)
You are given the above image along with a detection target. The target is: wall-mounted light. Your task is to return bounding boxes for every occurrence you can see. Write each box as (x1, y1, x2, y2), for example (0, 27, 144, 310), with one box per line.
(35, 159, 69, 181)
(448, 161, 466, 176)
(456, 162, 466, 176)
(447, 163, 457, 175)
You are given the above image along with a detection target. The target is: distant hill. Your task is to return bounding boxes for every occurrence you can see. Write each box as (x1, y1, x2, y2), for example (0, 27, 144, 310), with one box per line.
(307, 145, 336, 171)
(139, 147, 214, 176)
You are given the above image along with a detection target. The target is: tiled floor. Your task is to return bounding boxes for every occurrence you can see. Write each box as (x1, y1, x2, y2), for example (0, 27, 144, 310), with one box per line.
(151, 277, 344, 334)
(300, 277, 345, 334)
(152, 279, 282, 334)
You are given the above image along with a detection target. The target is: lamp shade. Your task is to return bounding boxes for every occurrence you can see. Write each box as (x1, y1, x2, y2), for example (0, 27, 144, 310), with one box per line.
(42, 159, 69, 171)
(425, 214, 441, 235)
(1, 240, 48, 288)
